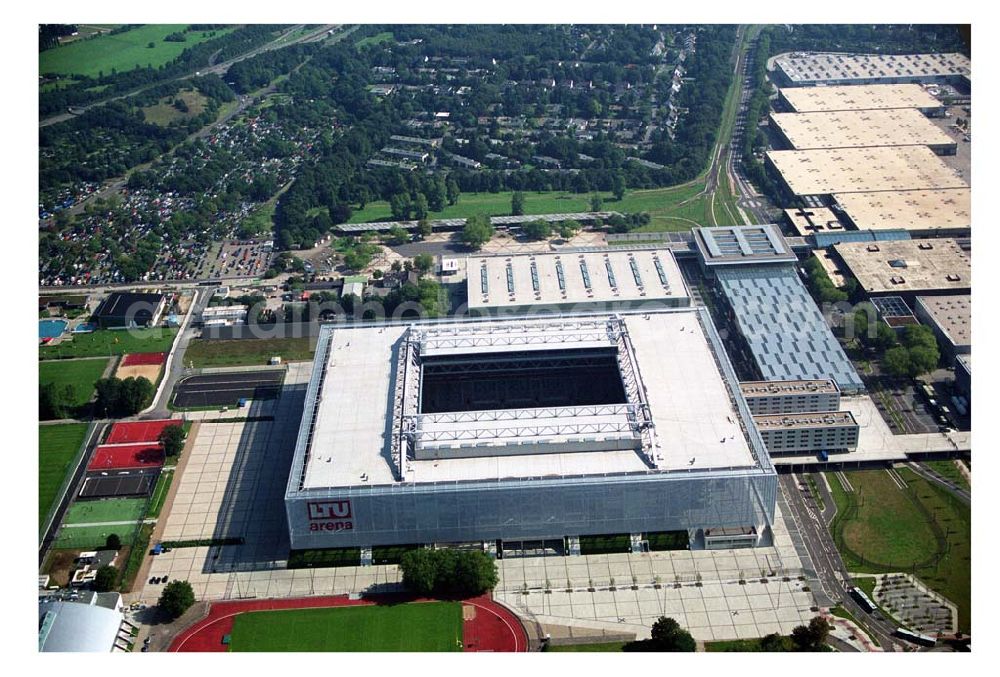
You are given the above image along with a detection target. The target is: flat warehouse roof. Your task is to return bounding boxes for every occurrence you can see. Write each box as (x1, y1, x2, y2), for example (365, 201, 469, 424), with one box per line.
(753, 411, 857, 430)
(740, 380, 839, 396)
(779, 84, 943, 112)
(294, 310, 760, 491)
(767, 146, 968, 196)
(774, 52, 970, 84)
(467, 249, 688, 310)
(915, 295, 971, 348)
(833, 239, 971, 293)
(694, 225, 796, 266)
(784, 207, 844, 236)
(834, 189, 971, 232)
(770, 108, 955, 150)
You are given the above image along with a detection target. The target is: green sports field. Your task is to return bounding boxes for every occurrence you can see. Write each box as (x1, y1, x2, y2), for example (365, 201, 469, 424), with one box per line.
(229, 603, 463, 652)
(54, 523, 138, 549)
(40, 328, 178, 360)
(63, 497, 147, 525)
(40, 25, 235, 78)
(39, 358, 108, 407)
(39, 423, 89, 530)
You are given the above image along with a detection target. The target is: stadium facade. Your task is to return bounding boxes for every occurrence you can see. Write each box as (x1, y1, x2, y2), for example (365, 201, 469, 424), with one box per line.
(285, 307, 778, 552)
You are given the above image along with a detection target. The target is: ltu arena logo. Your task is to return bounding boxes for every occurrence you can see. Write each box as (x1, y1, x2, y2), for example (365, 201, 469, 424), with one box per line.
(307, 500, 353, 532)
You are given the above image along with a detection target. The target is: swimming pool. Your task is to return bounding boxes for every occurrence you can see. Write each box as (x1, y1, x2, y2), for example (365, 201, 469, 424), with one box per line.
(39, 319, 68, 339)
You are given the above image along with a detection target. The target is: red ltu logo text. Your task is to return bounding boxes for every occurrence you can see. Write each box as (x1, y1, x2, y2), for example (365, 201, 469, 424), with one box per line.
(307, 500, 353, 532)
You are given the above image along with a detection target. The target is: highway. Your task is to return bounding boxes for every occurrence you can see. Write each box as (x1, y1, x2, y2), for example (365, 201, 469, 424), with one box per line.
(40, 24, 341, 128)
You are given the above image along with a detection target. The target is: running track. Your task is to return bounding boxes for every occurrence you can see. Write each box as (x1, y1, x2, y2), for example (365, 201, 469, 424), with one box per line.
(169, 593, 527, 652)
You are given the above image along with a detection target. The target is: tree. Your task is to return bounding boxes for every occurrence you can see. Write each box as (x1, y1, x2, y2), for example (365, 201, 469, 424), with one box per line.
(611, 172, 626, 201)
(427, 177, 447, 212)
(413, 193, 429, 220)
(522, 219, 551, 241)
(386, 225, 410, 246)
(907, 344, 940, 377)
(413, 253, 435, 274)
(398, 549, 498, 597)
(884, 346, 912, 378)
(159, 424, 186, 458)
(399, 549, 437, 595)
(158, 579, 196, 620)
(589, 193, 604, 212)
(94, 378, 123, 417)
(460, 215, 495, 250)
(40, 383, 76, 420)
(647, 616, 696, 651)
(119, 376, 155, 415)
(557, 219, 581, 240)
(94, 565, 117, 592)
(901, 324, 938, 352)
(389, 193, 411, 221)
(446, 176, 460, 205)
(511, 191, 525, 216)
(759, 633, 792, 652)
(417, 219, 433, 237)
(791, 617, 830, 652)
(105, 533, 122, 550)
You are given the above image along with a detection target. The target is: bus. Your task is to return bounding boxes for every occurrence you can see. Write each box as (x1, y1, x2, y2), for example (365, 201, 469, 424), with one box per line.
(850, 586, 877, 613)
(895, 627, 937, 648)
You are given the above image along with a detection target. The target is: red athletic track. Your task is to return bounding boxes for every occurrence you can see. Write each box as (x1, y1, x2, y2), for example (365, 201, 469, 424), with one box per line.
(121, 352, 167, 367)
(88, 443, 164, 471)
(169, 593, 527, 653)
(106, 420, 180, 444)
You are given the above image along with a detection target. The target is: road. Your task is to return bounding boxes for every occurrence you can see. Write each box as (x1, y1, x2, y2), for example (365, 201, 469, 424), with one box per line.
(40, 24, 341, 128)
(146, 289, 210, 418)
(778, 473, 902, 650)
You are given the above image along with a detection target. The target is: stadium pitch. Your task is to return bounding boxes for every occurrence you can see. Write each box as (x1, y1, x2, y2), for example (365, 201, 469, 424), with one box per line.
(229, 602, 463, 652)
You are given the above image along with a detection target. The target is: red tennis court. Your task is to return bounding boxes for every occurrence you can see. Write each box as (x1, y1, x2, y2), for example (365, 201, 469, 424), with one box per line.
(121, 352, 167, 367)
(105, 419, 181, 444)
(88, 443, 165, 471)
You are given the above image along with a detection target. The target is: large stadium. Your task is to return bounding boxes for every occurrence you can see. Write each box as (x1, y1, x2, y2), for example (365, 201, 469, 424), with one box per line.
(285, 306, 778, 553)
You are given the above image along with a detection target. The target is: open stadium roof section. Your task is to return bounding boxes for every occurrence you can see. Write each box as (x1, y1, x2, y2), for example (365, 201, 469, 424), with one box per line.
(832, 238, 970, 295)
(715, 265, 865, 393)
(105, 420, 181, 445)
(772, 52, 970, 86)
(693, 224, 797, 267)
(87, 443, 164, 471)
(777, 84, 944, 113)
(766, 146, 968, 197)
(289, 309, 766, 492)
(466, 249, 689, 313)
(334, 212, 620, 233)
(833, 188, 971, 233)
(769, 108, 955, 152)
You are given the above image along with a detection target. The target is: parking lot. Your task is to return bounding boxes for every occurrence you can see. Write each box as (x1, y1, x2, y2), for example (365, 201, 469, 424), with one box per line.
(171, 370, 285, 408)
(201, 240, 273, 280)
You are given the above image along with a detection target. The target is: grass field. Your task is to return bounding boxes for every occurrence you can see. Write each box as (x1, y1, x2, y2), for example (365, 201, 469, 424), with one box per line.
(922, 460, 970, 491)
(146, 470, 174, 519)
(827, 468, 971, 632)
(39, 358, 108, 407)
(347, 183, 740, 233)
(355, 32, 394, 49)
(184, 337, 314, 368)
(40, 25, 234, 78)
(55, 523, 138, 549)
(229, 602, 463, 652)
(40, 328, 178, 360)
(142, 89, 209, 126)
(63, 497, 147, 525)
(39, 423, 89, 529)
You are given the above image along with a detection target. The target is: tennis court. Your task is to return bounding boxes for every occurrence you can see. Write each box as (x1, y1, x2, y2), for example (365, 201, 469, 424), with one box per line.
(64, 497, 147, 524)
(105, 419, 180, 444)
(88, 443, 164, 471)
(79, 470, 156, 499)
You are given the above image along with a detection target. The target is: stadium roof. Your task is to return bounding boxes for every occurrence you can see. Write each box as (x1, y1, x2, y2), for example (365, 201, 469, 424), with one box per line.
(38, 599, 123, 652)
(915, 295, 971, 350)
(715, 265, 865, 392)
(290, 309, 763, 491)
(778, 84, 943, 112)
(833, 188, 971, 232)
(693, 224, 796, 266)
(466, 249, 689, 311)
(773, 52, 970, 85)
(833, 239, 971, 294)
(769, 108, 955, 150)
(766, 146, 968, 196)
